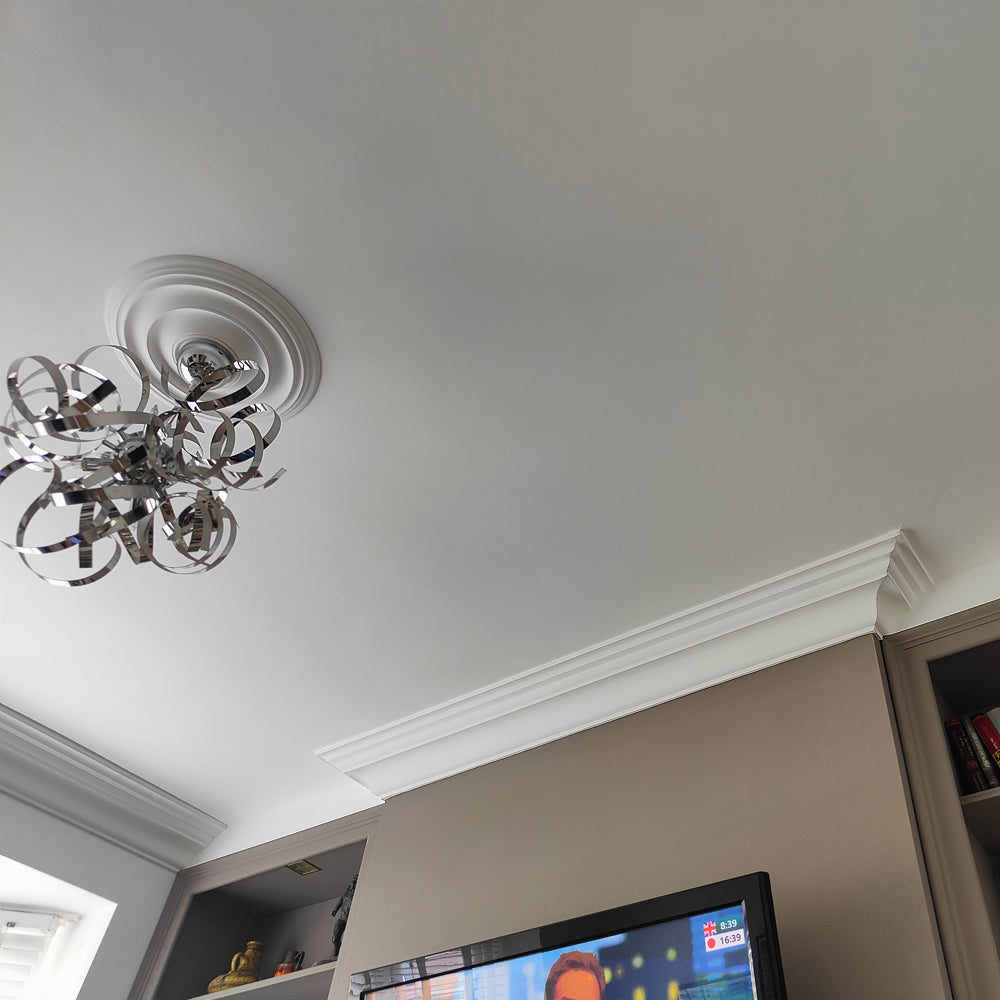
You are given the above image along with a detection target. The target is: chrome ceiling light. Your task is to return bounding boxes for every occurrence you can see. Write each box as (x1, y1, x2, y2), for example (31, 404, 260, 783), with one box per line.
(1, 256, 321, 586)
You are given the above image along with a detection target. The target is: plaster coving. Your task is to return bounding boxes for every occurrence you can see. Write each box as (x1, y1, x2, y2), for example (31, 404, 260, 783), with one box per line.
(1, 530, 931, 863)
(0, 704, 225, 871)
(318, 529, 932, 798)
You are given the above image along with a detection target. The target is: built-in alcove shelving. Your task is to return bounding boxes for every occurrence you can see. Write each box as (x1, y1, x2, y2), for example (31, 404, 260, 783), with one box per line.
(129, 807, 381, 1000)
(884, 608, 1000, 1000)
(154, 840, 363, 1000)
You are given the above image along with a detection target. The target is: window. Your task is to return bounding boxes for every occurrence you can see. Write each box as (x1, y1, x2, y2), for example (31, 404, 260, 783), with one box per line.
(0, 907, 77, 1000)
(0, 856, 116, 1000)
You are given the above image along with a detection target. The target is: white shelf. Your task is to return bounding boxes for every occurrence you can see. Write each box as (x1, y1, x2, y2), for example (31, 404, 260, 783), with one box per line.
(962, 787, 1000, 853)
(185, 962, 336, 1000)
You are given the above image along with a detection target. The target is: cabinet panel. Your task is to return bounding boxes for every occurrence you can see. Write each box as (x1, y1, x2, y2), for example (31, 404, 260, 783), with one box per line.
(884, 604, 1000, 1000)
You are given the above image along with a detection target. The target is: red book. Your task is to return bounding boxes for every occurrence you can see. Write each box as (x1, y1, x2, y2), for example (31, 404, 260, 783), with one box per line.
(972, 714, 1000, 765)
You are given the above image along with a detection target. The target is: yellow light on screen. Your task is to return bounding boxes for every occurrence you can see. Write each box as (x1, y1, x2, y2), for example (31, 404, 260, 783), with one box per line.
(665, 948, 677, 962)
(633, 987, 646, 1000)
(631, 955, 643, 970)
(604, 969, 612, 985)
(667, 982, 680, 1000)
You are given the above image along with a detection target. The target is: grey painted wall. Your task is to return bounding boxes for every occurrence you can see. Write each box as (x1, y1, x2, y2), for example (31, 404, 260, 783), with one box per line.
(333, 637, 949, 1000)
(0, 790, 175, 1000)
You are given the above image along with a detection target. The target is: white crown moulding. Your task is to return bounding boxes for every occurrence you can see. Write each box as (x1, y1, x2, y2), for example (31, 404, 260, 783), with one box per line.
(317, 529, 933, 799)
(105, 255, 321, 418)
(0, 703, 225, 871)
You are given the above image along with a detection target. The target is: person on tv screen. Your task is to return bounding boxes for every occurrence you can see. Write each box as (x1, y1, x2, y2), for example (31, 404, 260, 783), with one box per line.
(544, 952, 605, 1000)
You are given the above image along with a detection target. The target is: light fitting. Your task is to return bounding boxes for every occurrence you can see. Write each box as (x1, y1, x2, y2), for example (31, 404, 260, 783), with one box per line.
(1, 256, 320, 586)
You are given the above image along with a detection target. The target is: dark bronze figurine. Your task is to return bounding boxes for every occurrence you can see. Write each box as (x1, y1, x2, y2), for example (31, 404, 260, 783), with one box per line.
(331, 873, 358, 958)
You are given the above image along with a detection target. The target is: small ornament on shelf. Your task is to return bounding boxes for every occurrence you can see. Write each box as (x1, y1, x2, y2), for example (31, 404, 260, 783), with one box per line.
(274, 950, 305, 977)
(207, 941, 265, 993)
(331, 873, 358, 958)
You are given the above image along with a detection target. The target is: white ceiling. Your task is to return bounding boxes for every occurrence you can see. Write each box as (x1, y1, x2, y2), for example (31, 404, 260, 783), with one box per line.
(4, 1, 1000, 862)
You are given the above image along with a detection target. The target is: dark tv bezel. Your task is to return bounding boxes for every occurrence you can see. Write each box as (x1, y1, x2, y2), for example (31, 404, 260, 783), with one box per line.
(349, 871, 787, 1000)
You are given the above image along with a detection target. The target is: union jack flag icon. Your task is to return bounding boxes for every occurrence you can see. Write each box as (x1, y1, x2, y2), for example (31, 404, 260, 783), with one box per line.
(702, 921, 716, 937)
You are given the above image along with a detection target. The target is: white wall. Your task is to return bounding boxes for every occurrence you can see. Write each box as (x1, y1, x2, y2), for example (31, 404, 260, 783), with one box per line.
(1, 790, 176, 1000)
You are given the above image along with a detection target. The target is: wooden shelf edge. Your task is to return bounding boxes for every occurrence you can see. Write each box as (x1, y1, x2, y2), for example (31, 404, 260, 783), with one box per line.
(961, 786, 1000, 807)
(962, 789, 1000, 854)
(184, 962, 336, 1000)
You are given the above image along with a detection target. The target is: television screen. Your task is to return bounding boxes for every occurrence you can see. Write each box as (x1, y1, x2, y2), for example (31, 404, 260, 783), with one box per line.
(351, 872, 787, 1000)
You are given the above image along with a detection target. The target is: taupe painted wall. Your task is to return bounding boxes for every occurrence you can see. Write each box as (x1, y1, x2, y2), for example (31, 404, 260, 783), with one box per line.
(333, 637, 949, 1000)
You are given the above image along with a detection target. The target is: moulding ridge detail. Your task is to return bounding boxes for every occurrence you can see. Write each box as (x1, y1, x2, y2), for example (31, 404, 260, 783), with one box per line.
(0, 702, 225, 871)
(318, 529, 929, 798)
(884, 529, 934, 609)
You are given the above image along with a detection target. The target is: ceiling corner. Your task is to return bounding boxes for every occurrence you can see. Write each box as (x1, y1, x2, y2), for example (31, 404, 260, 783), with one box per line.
(0, 703, 225, 871)
(318, 528, 924, 798)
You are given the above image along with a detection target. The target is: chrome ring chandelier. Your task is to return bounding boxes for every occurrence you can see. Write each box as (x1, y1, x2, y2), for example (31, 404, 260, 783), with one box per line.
(1, 256, 320, 586)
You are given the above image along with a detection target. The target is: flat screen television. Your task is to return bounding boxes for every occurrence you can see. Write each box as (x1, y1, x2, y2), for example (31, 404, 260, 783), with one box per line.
(350, 871, 788, 1000)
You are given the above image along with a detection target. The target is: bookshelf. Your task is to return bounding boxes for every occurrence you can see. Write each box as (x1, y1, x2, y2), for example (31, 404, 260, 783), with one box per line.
(883, 603, 1000, 1000)
(128, 807, 381, 1000)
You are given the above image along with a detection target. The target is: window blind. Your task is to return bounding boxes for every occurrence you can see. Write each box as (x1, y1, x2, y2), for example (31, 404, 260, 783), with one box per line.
(0, 907, 75, 1000)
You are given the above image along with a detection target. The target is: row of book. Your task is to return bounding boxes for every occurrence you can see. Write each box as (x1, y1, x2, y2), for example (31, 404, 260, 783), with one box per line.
(945, 710, 1000, 795)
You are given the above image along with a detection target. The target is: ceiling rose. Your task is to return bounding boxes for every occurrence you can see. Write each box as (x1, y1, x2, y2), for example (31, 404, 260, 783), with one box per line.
(105, 255, 321, 419)
(0, 257, 320, 585)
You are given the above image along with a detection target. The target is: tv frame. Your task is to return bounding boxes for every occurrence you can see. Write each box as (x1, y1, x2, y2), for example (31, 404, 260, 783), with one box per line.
(349, 871, 788, 1000)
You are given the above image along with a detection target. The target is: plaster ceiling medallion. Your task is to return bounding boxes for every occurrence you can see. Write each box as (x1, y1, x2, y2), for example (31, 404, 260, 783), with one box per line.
(0, 257, 321, 585)
(105, 255, 321, 418)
